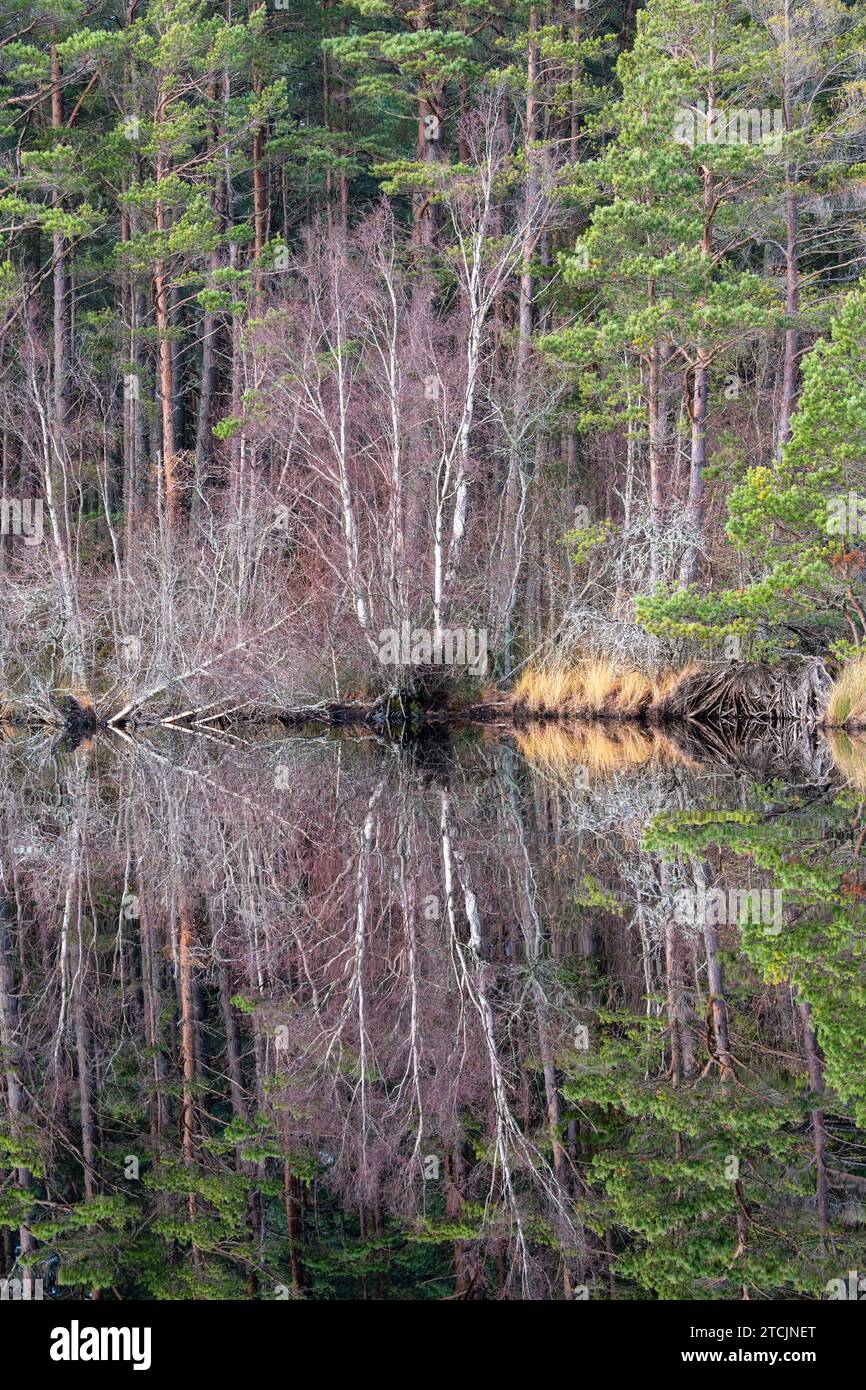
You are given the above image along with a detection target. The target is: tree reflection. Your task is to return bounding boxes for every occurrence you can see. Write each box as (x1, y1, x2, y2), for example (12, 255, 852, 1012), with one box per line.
(0, 725, 864, 1299)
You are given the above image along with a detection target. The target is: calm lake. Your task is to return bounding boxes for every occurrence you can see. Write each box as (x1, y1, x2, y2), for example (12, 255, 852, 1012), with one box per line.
(2, 720, 865, 1300)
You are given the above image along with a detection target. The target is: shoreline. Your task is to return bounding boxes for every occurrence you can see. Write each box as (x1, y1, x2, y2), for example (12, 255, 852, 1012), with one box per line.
(5, 650, 866, 736)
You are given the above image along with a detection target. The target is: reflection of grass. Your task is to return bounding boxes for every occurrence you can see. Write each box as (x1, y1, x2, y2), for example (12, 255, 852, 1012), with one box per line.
(512, 657, 699, 718)
(515, 720, 682, 779)
(828, 730, 866, 792)
(826, 657, 866, 728)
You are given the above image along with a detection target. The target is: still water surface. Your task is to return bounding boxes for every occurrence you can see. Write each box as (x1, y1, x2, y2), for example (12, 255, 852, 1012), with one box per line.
(1, 721, 864, 1299)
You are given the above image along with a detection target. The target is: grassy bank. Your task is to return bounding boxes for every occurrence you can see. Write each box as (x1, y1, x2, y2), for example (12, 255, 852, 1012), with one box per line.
(512, 659, 693, 721)
(5, 652, 865, 736)
(825, 656, 866, 729)
(511, 655, 835, 728)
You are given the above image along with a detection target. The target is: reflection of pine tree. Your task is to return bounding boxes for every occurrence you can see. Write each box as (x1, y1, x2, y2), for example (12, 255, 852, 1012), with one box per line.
(608, 787, 866, 1297)
(563, 1012, 861, 1299)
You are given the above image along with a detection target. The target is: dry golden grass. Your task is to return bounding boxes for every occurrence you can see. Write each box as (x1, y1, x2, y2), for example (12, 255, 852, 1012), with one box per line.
(513, 657, 689, 718)
(651, 662, 703, 707)
(581, 659, 623, 713)
(513, 658, 628, 715)
(616, 668, 656, 715)
(825, 656, 866, 728)
(513, 663, 563, 712)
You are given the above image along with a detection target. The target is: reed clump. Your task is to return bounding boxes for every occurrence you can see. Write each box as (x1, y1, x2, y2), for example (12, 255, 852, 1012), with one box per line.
(512, 658, 681, 721)
(825, 656, 866, 729)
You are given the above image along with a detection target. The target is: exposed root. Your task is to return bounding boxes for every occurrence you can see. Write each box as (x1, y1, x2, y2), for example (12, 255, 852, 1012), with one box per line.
(653, 658, 830, 727)
(513, 656, 832, 727)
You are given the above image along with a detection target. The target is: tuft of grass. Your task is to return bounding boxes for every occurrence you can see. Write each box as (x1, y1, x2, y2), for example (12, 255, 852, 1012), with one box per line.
(650, 662, 702, 709)
(580, 659, 621, 713)
(825, 656, 866, 728)
(513, 657, 676, 719)
(512, 658, 626, 715)
(615, 668, 656, 715)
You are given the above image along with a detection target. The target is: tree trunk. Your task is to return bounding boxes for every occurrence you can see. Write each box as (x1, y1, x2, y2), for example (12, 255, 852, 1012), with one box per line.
(799, 1000, 828, 1249)
(252, 72, 267, 305)
(154, 83, 178, 526)
(51, 39, 67, 431)
(178, 893, 198, 1234)
(778, 26, 799, 458)
(681, 351, 709, 586)
(0, 877, 36, 1261)
(413, 1, 444, 251)
(501, 5, 541, 676)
